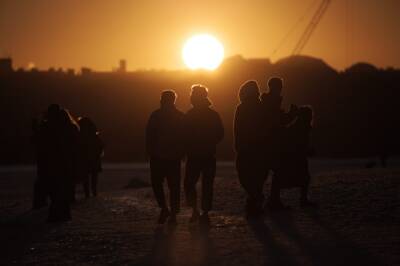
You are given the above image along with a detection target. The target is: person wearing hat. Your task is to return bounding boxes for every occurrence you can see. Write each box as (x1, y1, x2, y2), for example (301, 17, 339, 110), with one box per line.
(183, 84, 224, 225)
(146, 90, 185, 224)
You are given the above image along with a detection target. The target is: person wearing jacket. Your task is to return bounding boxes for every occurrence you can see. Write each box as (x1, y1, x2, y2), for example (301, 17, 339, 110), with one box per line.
(234, 80, 265, 217)
(146, 90, 185, 224)
(184, 84, 224, 225)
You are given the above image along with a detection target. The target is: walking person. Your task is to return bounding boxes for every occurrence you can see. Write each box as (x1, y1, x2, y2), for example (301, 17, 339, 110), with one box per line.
(146, 90, 185, 224)
(274, 106, 316, 207)
(260, 77, 297, 211)
(77, 117, 104, 198)
(184, 84, 224, 226)
(32, 113, 50, 210)
(38, 105, 79, 222)
(234, 80, 265, 218)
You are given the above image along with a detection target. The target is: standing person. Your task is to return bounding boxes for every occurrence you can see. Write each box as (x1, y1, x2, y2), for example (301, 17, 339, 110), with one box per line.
(39, 105, 79, 222)
(32, 113, 50, 210)
(77, 117, 104, 198)
(260, 77, 297, 211)
(274, 106, 316, 207)
(234, 80, 265, 218)
(184, 84, 224, 225)
(146, 90, 185, 224)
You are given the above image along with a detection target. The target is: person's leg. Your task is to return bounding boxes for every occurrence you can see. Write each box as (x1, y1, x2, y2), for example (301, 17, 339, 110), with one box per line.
(91, 172, 98, 196)
(300, 172, 316, 207)
(267, 175, 288, 211)
(166, 159, 181, 223)
(33, 177, 48, 209)
(184, 157, 201, 222)
(300, 183, 308, 203)
(47, 183, 57, 222)
(236, 154, 262, 216)
(201, 157, 216, 217)
(150, 158, 170, 223)
(83, 178, 90, 198)
(50, 176, 72, 222)
(252, 167, 267, 214)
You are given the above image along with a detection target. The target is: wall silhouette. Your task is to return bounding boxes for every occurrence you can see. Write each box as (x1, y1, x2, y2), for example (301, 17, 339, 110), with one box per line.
(0, 55, 399, 164)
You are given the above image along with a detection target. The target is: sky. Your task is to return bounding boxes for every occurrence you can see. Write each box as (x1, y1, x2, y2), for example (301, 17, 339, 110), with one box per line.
(1, 0, 399, 71)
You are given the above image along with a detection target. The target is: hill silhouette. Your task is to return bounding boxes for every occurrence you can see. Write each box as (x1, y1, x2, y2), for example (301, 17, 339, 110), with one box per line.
(0, 55, 399, 164)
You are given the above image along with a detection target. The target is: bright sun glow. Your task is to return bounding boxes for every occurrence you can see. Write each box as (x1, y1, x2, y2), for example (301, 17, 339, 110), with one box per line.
(182, 34, 224, 70)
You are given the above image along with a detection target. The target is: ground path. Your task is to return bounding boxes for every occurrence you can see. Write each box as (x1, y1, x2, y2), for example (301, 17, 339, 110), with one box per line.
(1, 163, 399, 265)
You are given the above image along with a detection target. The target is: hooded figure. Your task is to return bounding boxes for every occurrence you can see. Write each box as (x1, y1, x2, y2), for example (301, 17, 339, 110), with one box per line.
(234, 80, 265, 217)
(146, 90, 185, 224)
(184, 84, 224, 225)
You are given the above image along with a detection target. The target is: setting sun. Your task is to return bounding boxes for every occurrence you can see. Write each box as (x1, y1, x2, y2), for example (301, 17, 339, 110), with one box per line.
(182, 34, 224, 71)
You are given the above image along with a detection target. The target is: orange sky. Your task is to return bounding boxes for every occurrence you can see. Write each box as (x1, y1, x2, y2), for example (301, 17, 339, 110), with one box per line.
(1, 0, 399, 71)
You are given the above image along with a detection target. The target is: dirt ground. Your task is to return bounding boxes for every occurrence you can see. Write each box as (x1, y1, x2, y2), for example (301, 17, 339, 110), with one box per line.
(1, 162, 399, 266)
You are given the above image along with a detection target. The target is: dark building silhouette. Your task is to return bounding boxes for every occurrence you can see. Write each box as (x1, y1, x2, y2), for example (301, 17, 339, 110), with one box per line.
(0, 58, 13, 73)
(0, 55, 399, 164)
(118, 59, 127, 73)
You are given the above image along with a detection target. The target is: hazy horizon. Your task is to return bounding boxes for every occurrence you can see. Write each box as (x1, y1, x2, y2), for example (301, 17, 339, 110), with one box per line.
(3, 54, 396, 73)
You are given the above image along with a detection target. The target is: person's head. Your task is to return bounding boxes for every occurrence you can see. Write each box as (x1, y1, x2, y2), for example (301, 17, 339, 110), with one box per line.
(239, 80, 260, 103)
(59, 109, 79, 129)
(190, 84, 211, 107)
(46, 104, 61, 121)
(267, 77, 283, 96)
(297, 106, 313, 126)
(78, 117, 97, 135)
(160, 90, 177, 108)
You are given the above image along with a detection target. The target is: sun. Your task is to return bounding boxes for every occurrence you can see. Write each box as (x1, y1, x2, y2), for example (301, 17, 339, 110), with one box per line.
(182, 34, 224, 70)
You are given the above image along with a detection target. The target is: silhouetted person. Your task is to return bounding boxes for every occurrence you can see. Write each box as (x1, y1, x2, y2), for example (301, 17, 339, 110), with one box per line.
(146, 90, 185, 224)
(273, 106, 316, 207)
(184, 84, 224, 225)
(234, 80, 265, 217)
(31, 111, 51, 209)
(76, 117, 104, 198)
(261, 77, 297, 211)
(38, 105, 79, 222)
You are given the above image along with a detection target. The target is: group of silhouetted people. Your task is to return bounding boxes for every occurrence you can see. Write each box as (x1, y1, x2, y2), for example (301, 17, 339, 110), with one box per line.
(146, 85, 224, 225)
(32, 76, 314, 224)
(146, 77, 315, 226)
(235, 78, 315, 218)
(32, 104, 104, 222)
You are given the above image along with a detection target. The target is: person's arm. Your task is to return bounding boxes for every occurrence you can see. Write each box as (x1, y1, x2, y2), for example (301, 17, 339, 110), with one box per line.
(281, 104, 298, 125)
(145, 112, 157, 157)
(233, 107, 242, 153)
(215, 111, 224, 144)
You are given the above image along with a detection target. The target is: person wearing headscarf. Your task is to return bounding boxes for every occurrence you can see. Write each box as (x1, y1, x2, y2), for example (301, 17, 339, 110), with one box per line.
(234, 80, 265, 217)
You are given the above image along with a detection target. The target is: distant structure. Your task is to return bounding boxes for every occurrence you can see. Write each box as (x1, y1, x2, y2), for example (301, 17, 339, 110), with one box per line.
(118, 59, 127, 73)
(0, 58, 13, 73)
(67, 68, 75, 76)
(81, 67, 92, 76)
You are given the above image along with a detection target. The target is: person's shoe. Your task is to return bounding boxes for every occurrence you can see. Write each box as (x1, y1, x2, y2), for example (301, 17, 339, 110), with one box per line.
(189, 210, 200, 223)
(246, 210, 264, 219)
(199, 212, 210, 227)
(158, 208, 170, 224)
(168, 214, 177, 226)
(265, 200, 291, 212)
(245, 205, 264, 219)
(300, 199, 318, 208)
